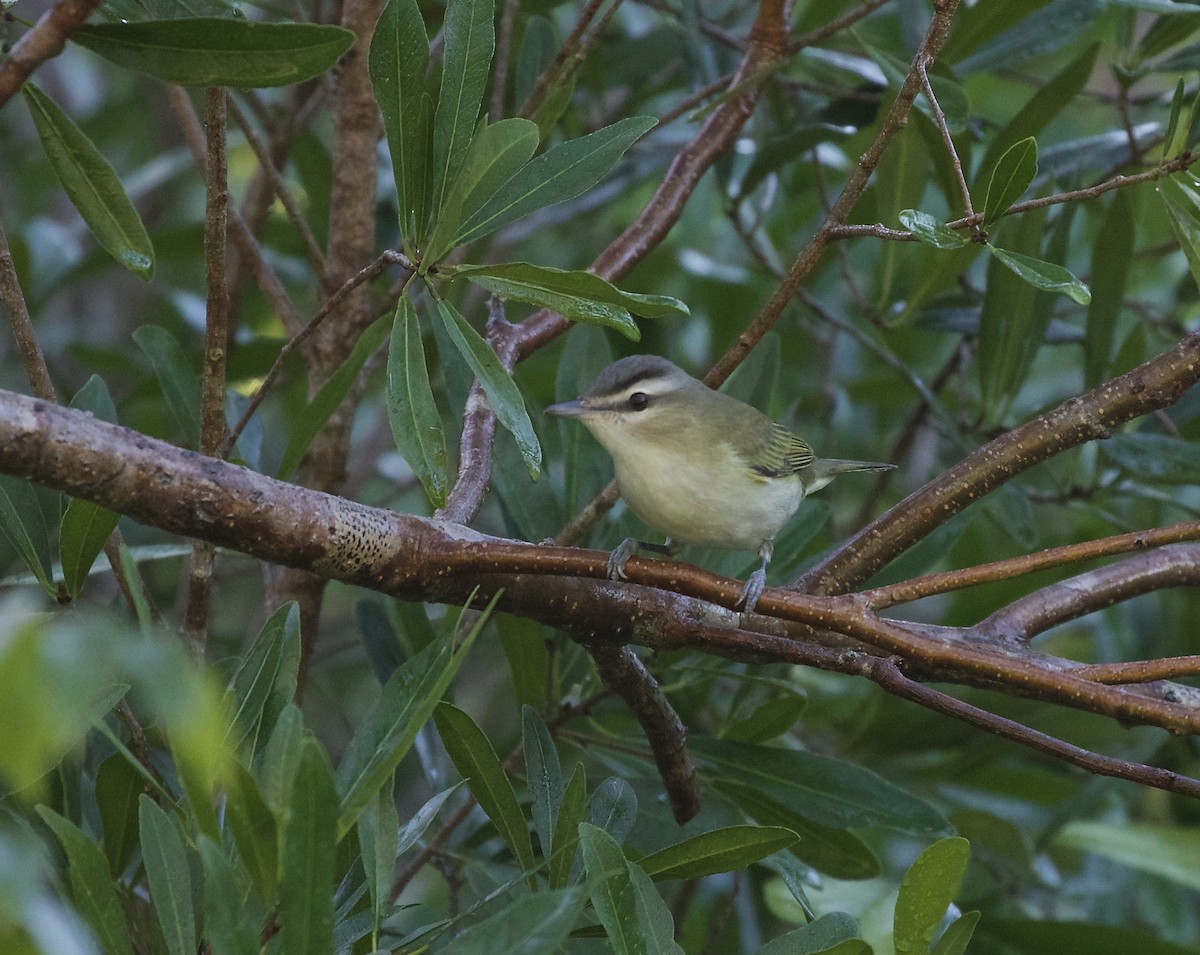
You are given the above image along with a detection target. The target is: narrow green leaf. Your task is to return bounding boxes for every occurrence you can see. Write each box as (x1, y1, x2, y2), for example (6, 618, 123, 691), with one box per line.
(386, 297, 448, 505)
(692, 739, 948, 835)
(58, 495, 120, 601)
(138, 796, 196, 955)
(722, 694, 807, 744)
(1158, 175, 1200, 290)
(279, 314, 390, 479)
(1085, 190, 1133, 386)
(425, 119, 540, 262)
(639, 826, 800, 881)
(279, 738, 337, 955)
(986, 918, 1200, 954)
(452, 116, 656, 247)
(224, 763, 279, 900)
(1102, 431, 1200, 483)
(69, 374, 117, 424)
(515, 16, 557, 108)
(522, 705, 564, 861)
(0, 476, 55, 594)
(755, 912, 861, 955)
(548, 763, 587, 888)
(431, 0, 496, 218)
(133, 325, 201, 447)
(580, 823, 647, 955)
(434, 702, 537, 882)
(930, 911, 981, 955)
(335, 601, 486, 836)
(37, 808, 134, 955)
(900, 209, 969, 250)
(396, 782, 464, 856)
(433, 298, 541, 478)
(198, 836, 259, 955)
(715, 781, 880, 880)
(258, 702, 305, 813)
(586, 776, 638, 845)
(22, 83, 154, 279)
(872, 123, 930, 305)
(72, 19, 355, 87)
(982, 136, 1037, 225)
(1055, 820, 1200, 891)
(439, 889, 586, 955)
(370, 0, 431, 244)
(1162, 78, 1189, 157)
(628, 864, 685, 955)
(894, 837, 970, 955)
(358, 774, 398, 925)
(95, 755, 141, 877)
(984, 243, 1090, 304)
(450, 262, 688, 340)
(972, 44, 1098, 188)
(226, 602, 300, 757)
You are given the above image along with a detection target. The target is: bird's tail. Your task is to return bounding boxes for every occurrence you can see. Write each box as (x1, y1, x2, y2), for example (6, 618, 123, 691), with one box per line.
(804, 458, 895, 493)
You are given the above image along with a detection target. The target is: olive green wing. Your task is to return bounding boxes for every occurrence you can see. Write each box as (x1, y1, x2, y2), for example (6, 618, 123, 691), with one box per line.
(748, 423, 814, 478)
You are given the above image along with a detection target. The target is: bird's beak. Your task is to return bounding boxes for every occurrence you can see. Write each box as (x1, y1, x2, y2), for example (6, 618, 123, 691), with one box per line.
(545, 399, 589, 418)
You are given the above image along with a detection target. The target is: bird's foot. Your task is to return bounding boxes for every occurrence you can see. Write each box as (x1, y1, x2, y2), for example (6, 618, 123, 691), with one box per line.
(738, 568, 767, 614)
(607, 537, 639, 580)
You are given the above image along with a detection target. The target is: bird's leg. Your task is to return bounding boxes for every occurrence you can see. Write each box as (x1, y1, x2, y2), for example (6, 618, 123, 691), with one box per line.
(607, 537, 679, 580)
(738, 540, 773, 613)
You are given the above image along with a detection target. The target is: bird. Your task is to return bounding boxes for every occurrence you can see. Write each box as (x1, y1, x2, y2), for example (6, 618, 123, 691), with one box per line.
(546, 354, 895, 612)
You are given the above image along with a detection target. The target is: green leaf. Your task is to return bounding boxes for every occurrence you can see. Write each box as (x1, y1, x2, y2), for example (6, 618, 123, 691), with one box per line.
(226, 602, 300, 757)
(386, 297, 448, 506)
(439, 888, 586, 955)
(515, 15, 557, 108)
(0, 476, 55, 595)
(722, 693, 807, 744)
(334, 601, 486, 836)
(133, 325, 201, 447)
(396, 782, 463, 856)
(1102, 431, 1200, 483)
(873, 124, 930, 305)
(1055, 820, 1200, 891)
(425, 119, 540, 262)
(433, 297, 541, 478)
(1084, 190, 1133, 386)
(627, 863, 685, 955)
(900, 210, 968, 250)
(72, 19, 355, 87)
(452, 116, 656, 247)
(894, 837, 970, 955)
(278, 314, 391, 479)
(95, 755, 141, 877)
(224, 763, 279, 900)
(972, 43, 1098, 188)
(431, 0, 495, 220)
(930, 911, 981, 955)
(198, 836, 259, 955)
(639, 826, 799, 881)
(756, 912, 861, 955)
(982, 136, 1037, 225)
(37, 808, 134, 955)
(985, 919, 1200, 953)
(434, 702, 537, 882)
(60, 383, 122, 599)
(258, 702, 305, 813)
(22, 83, 154, 280)
(1158, 175, 1200, 291)
(984, 243, 1090, 304)
(278, 737, 337, 955)
(449, 262, 688, 340)
(548, 763, 587, 888)
(358, 775, 399, 928)
(138, 796, 196, 955)
(580, 823, 647, 955)
(586, 776, 638, 845)
(522, 705, 564, 861)
(692, 739, 948, 835)
(371, 0, 431, 244)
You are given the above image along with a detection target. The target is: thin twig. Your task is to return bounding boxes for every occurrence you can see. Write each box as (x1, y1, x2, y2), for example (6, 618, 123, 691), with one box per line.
(0, 0, 103, 109)
(917, 57, 977, 229)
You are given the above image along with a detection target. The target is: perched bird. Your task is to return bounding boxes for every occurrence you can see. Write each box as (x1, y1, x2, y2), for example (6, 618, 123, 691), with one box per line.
(546, 355, 894, 612)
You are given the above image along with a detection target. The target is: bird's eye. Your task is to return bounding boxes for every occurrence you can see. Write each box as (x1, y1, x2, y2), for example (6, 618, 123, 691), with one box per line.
(628, 391, 649, 411)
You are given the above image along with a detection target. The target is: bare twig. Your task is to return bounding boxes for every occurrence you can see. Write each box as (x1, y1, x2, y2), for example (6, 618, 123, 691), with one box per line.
(0, 220, 56, 401)
(917, 57, 977, 229)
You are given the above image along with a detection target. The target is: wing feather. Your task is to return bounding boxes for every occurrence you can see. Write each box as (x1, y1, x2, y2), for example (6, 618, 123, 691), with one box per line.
(749, 424, 813, 477)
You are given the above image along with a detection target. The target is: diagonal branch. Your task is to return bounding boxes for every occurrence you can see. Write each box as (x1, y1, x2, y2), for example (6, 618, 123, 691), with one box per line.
(0, 0, 103, 109)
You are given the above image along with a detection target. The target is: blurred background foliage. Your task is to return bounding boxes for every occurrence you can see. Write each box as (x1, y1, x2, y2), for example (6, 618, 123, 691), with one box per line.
(2, 0, 1200, 952)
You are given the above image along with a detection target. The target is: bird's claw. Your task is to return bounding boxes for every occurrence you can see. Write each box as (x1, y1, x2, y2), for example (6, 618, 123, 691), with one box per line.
(607, 537, 639, 581)
(738, 569, 767, 614)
